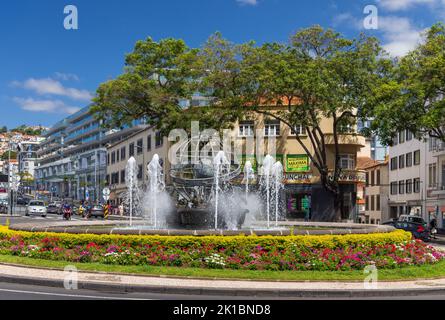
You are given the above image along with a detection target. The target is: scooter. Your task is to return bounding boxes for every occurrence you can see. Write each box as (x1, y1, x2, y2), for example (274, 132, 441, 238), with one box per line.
(63, 207, 72, 221)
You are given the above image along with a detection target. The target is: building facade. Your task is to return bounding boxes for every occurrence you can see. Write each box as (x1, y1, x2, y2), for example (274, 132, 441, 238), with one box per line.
(388, 130, 425, 219)
(106, 126, 170, 205)
(35, 106, 145, 202)
(232, 108, 366, 221)
(362, 159, 389, 224)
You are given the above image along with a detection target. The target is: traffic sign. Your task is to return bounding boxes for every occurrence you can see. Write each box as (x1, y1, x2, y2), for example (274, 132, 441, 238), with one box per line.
(103, 187, 111, 201)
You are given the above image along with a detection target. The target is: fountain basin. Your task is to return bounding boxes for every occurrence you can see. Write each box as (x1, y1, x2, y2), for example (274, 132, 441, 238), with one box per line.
(9, 221, 395, 236)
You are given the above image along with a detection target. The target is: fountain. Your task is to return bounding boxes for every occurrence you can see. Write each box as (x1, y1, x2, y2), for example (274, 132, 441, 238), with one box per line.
(272, 161, 284, 227)
(213, 151, 231, 230)
(244, 161, 255, 203)
(146, 154, 166, 229)
(260, 155, 275, 228)
(124, 157, 141, 227)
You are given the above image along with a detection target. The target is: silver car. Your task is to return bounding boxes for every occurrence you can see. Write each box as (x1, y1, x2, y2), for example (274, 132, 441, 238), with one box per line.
(26, 200, 47, 217)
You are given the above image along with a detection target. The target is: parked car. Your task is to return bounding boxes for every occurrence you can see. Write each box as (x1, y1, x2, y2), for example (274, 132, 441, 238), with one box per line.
(89, 205, 105, 218)
(47, 202, 62, 214)
(16, 197, 29, 205)
(398, 214, 426, 225)
(386, 220, 430, 241)
(25, 200, 47, 217)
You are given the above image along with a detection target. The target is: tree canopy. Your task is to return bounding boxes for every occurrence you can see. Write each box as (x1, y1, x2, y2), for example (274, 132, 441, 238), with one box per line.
(91, 25, 388, 221)
(364, 23, 445, 144)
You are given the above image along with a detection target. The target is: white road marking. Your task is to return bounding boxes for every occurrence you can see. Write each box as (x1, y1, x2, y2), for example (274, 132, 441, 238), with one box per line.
(0, 288, 152, 300)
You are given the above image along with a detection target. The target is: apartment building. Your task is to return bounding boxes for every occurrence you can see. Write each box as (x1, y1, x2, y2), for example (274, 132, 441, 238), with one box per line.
(362, 159, 389, 224)
(425, 137, 445, 229)
(388, 130, 425, 218)
(106, 126, 169, 205)
(231, 106, 366, 221)
(35, 106, 144, 202)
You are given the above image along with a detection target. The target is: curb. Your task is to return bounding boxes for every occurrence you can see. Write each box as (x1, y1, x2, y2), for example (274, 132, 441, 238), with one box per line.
(1, 272, 445, 297)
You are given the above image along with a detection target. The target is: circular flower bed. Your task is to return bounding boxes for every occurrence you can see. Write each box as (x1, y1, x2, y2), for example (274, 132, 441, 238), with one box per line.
(0, 226, 443, 271)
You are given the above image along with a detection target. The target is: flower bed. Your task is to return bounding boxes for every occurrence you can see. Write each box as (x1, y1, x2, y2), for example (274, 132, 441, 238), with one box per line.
(0, 226, 443, 271)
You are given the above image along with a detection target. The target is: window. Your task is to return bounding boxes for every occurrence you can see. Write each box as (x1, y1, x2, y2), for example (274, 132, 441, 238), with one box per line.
(137, 164, 143, 180)
(399, 181, 405, 194)
(111, 172, 119, 184)
(406, 130, 413, 141)
(129, 143, 135, 157)
(155, 132, 163, 148)
(291, 124, 306, 136)
(390, 182, 398, 195)
(414, 178, 421, 193)
(137, 139, 143, 155)
(264, 120, 280, 137)
(116, 150, 120, 162)
(120, 170, 125, 184)
(376, 170, 381, 186)
(107, 154, 110, 166)
(371, 195, 375, 211)
(111, 151, 116, 164)
(376, 195, 380, 211)
(392, 133, 398, 146)
(239, 121, 254, 137)
(147, 135, 152, 151)
(370, 170, 375, 186)
(398, 155, 405, 169)
(121, 147, 126, 161)
(406, 179, 412, 194)
(414, 150, 420, 165)
(339, 154, 355, 170)
(406, 152, 412, 167)
(365, 172, 369, 187)
(365, 196, 369, 210)
(429, 163, 437, 188)
(390, 157, 398, 171)
(398, 130, 405, 144)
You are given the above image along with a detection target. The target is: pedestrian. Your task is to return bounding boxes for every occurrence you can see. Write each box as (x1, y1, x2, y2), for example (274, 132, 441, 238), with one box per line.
(119, 203, 124, 217)
(430, 215, 438, 239)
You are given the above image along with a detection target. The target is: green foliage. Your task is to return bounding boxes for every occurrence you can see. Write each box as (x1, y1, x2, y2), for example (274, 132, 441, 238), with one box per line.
(365, 22, 445, 144)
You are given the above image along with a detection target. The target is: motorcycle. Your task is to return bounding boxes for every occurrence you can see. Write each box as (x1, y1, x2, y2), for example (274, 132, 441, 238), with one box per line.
(63, 207, 72, 221)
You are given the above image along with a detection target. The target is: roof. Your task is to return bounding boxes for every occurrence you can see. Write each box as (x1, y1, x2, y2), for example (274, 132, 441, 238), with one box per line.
(356, 157, 379, 170)
(357, 156, 388, 170)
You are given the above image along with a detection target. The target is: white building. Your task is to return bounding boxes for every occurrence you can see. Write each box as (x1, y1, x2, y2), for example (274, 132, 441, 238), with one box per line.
(388, 130, 425, 219)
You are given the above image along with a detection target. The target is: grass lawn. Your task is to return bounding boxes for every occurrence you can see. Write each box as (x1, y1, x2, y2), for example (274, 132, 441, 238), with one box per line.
(0, 254, 444, 282)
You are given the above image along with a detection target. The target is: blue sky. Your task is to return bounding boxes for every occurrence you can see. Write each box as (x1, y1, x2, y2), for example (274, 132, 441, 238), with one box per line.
(0, 0, 442, 129)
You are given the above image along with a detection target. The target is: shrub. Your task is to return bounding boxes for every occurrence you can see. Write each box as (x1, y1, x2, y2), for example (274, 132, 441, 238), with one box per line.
(0, 226, 439, 272)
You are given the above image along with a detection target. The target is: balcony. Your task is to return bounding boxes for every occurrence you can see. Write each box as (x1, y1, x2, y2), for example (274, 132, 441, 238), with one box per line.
(324, 134, 366, 148)
(430, 184, 445, 197)
(432, 142, 445, 157)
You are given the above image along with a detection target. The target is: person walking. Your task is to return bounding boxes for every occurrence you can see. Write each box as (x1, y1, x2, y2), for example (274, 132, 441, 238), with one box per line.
(430, 215, 438, 239)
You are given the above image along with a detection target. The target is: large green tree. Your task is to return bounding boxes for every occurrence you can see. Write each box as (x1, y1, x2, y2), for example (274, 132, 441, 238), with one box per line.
(92, 26, 387, 222)
(365, 23, 445, 144)
(195, 27, 386, 221)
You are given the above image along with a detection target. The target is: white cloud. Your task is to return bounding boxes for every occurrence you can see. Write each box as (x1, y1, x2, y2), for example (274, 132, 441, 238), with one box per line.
(236, 0, 258, 6)
(377, 0, 436, 11)
(54, 72, 80, 82)
(378, 16, 426, 57)
(13, 97, 80, 114)
(332, 13, 362, 29)
(13, 78, 92, 101)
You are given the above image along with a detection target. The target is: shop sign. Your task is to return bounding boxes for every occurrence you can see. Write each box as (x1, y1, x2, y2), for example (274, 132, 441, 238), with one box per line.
(284, 173, 313, 184)
(330, 170, 366, 183)
(286, 155, 310, 172)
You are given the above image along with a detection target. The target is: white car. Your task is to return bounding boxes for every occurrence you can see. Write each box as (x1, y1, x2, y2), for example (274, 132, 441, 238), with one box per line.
(26, 200, 47, 217)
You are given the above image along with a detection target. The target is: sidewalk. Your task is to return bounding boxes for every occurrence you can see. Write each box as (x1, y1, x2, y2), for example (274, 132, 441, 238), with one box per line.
(1, 263, 445, 297)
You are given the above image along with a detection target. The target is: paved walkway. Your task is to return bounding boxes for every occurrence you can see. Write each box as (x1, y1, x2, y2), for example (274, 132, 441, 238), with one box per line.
(1, 263, 445, 297)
